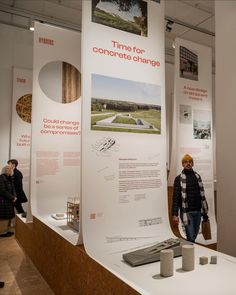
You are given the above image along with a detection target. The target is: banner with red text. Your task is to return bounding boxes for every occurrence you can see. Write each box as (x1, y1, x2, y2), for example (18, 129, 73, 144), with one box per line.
(82, 1, 173, 293)
(169, 38, 216, 244)
(11, 68, 32, 216)
(31, 22, 82, 244)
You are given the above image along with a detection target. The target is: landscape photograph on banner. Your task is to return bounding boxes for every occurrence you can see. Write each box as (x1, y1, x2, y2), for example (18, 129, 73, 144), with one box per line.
(179, 46, 198, 81)
(38, 61, 81, 104)
(16, 94, 32, 123)
(179, 104, 192, 124)
(91, 0, 148, 37)
(91, 74, 161, 134)
(193, 109, 211, 139)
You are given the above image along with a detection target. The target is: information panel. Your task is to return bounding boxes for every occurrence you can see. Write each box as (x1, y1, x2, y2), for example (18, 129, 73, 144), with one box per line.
(31, 22, 82, 244)
(169, 38, 216, 244)
(11, 68, 32, 216)
(82, 1, 173, 292)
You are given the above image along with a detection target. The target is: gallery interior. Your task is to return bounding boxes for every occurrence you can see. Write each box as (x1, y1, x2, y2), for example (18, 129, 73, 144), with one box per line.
(0, 1, 236, 294)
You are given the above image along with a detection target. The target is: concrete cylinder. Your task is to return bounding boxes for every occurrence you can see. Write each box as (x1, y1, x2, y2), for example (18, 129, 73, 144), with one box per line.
(160, 249, 174, 277)
(182, 244, 195, 271)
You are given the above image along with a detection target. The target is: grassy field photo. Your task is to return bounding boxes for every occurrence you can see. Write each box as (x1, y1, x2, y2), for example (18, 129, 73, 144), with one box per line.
(91, 74, 161, 134)
(92, 0, 148, 37)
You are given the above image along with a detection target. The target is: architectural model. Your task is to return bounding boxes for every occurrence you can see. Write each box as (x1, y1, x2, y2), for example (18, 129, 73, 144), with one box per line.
(67, 198, 80, 231)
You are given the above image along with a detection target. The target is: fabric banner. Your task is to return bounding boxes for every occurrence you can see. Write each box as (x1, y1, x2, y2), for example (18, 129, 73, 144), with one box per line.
(11, 68, 32, 217)
(82, 1, 174, 293)
(31, 22, 82, 245)
(169, 38, 216, 244)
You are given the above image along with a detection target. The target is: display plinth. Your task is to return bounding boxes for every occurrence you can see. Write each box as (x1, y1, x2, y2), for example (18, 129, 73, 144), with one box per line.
(15, 216, 140, 295)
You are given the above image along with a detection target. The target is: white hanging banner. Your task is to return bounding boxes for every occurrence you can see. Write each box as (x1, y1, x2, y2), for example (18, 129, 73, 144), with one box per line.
(82, 1, 174, 292)
(11, 68, 32, 216)
(169, 38, 216, 244)
(31, 22, 82, 245)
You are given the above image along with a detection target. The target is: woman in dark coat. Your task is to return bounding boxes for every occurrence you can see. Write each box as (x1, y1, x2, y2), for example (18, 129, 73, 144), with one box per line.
(0, 165, 17, 237)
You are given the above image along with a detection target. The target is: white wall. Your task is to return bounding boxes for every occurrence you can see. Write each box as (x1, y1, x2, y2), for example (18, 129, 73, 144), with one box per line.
(38, 61, 63, 103)
(215, 1, 236, 257)
(0, 23, 33, 168)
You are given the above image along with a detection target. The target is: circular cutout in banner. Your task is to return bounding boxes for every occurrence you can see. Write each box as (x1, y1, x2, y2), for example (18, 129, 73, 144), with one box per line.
(16, 93, 32, 123)
(38, 61, 81, 103)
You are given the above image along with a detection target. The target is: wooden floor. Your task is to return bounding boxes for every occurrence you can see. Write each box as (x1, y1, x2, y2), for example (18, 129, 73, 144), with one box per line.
(0, 234, 54, 295)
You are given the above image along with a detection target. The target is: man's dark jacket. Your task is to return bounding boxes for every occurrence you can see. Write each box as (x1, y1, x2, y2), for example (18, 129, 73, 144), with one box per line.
(172, 169, 201, 217)
(0, 174, 16, 219)
(13, 168, 27, 203)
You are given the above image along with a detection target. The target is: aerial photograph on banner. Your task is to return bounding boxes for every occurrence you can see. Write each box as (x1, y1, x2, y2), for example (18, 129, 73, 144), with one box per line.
(179, 46, 198, 81)
(193, 109, 211, 139)
(38, 61, 81, 103)
(179, 104, 192, 124)
(91, 74, 161, 134)
(91, 0, 148, 37)
(16, 94, 32, 123)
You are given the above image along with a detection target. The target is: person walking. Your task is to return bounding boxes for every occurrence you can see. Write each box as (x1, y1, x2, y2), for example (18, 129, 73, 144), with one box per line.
(0, 165, 17, 237)
(7, 159, 27, 214)
(172, 154, 209, 243)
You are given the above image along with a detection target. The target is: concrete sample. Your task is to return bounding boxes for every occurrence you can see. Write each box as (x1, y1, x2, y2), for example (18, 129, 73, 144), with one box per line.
(160, 249, 174, 277)
(210, 255, 217, 264)
(199, 256, 208, 265)
(182, 244, 195, 271)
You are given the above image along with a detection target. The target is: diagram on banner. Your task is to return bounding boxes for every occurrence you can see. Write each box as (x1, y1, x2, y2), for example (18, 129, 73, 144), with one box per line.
(193, 110, 211, 139)
(16, 94, 32, 123)
(179, 104, 192, 124)
(92, 136, 120, 156)
(180, 46, 198, 81)
(39, 61, 81, 103)
(91, 74, 161, 134)
(92, 0, 148, 37)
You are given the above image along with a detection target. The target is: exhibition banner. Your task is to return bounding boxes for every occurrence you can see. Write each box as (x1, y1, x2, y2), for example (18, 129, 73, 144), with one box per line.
(11, 68, 32, 216)
(169, 38, 216, 244)
(31, 22, 82, 244)
(82, 1, 173, 292)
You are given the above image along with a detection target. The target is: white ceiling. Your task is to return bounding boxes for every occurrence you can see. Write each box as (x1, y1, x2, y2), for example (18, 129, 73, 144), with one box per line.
(0, 0, 215, 65)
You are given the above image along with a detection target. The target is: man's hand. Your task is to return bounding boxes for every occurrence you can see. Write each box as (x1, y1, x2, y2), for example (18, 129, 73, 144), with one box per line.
(172, 215, 179, 225)
(12, 197, 17, 203)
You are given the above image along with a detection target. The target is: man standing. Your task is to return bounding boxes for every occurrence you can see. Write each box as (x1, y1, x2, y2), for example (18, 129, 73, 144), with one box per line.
(172, 154, 209, 243)
(7, 159, 27, 214)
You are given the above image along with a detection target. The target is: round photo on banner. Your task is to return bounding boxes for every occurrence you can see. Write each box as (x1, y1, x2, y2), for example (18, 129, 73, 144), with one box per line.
(38, 61, 81, 103)
(16, 93, 32, 123)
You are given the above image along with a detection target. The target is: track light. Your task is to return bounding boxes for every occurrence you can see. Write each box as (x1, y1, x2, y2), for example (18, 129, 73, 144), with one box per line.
(166, 20, 174, 33)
